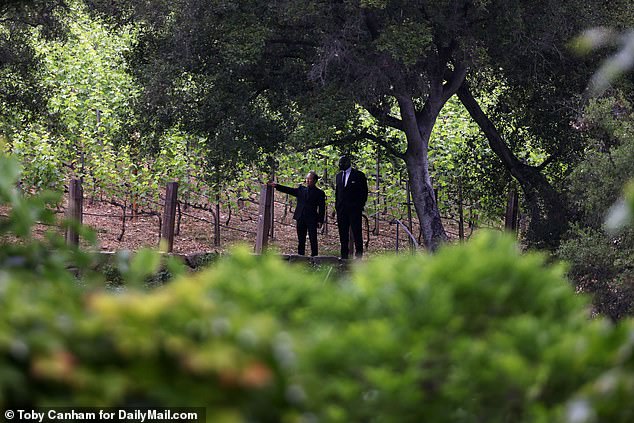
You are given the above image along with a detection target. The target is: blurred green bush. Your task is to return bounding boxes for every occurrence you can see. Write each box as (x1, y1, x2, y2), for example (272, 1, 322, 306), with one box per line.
(1, 236, 634, 422)
(2, 152, 634, 422)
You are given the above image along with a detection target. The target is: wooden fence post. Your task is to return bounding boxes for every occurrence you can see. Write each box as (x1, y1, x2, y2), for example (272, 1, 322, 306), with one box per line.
(161, 182, 178, 252)
(458, 177, 465, 241)
(214, 198, 221, 246)
(269, 188, 275, 240)
(131, 167, 138, 222)
(255, 184, 273, 254)
(504, 188, 519, 232)
(65, 178, 83, 247)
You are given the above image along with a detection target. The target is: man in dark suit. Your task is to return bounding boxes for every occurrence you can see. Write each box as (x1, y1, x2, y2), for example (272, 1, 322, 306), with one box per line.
(269, 171, 326, 256)
(335, 155, 368, 259)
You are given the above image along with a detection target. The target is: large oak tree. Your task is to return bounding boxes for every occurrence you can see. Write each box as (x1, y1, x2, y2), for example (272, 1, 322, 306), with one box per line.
(87, 0, 629, 251)
(459, 1, 633, 248)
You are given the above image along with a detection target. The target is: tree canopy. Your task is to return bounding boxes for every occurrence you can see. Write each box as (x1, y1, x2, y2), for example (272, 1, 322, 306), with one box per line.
(82, 0, 633, 250)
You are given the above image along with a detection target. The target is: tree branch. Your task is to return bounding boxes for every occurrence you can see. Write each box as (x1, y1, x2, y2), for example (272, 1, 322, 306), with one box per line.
(456, 82, 524, 172)
(441, 61, 467, 104)
(364, 104, 403, 131)
(536, 151, 561, 170)
(412, 60, 468, 136)
(293, 130, 404, 159)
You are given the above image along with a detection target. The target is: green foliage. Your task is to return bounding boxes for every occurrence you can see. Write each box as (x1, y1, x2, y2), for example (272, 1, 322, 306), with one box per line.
(558, 226, 633, 319)
(5, 209, 634, 422)
(0, 152, 95, 282)
(0, 262, 294, 421)
(0, 0, 68, 125)
(10, 124, 65, 191)
(5, 4, 225, 209)
(186, 252, 222, 269)
(208, 235, 601, 422)
(625, 180, 634, 223)
(376, 19, 433, 66)
(557, 94, 634, 320)
(431, 95, 510, 226)
(6, 2, 140, 194)
(360, 0, 388, 9)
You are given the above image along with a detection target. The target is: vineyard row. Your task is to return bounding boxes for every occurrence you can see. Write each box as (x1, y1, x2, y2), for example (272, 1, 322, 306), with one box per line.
(57, 177, 520, 255)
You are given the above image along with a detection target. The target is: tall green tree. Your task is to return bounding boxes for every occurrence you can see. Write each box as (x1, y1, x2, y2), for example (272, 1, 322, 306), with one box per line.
(456, 1, 634, 248)
(86, 0, 461, 250)
(87, 0, 629, 251)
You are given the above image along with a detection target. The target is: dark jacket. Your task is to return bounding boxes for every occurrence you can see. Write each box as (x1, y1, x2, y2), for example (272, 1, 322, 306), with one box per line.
(335, 168, 368, 214)
(275, 184, 326, 224)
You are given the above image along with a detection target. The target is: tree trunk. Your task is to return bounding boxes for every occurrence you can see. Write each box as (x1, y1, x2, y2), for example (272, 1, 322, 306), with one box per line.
(397, 94, 448, 252)
(405, 155, 448, 251)
(457, 84, 568, 249)
(366, 60, 465, 252)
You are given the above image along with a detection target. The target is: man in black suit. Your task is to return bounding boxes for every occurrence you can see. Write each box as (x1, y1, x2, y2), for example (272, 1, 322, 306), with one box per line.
(269, 171, 326, 256)
(335, 155, 368, 259)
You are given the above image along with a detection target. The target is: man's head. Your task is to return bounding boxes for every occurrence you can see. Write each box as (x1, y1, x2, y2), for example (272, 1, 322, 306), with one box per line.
(305, 170, 319, 187)
(338, 155, 351, 171)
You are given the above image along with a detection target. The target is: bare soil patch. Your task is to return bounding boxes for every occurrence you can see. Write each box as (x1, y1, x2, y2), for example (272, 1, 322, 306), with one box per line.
(5, 194, 463, 257)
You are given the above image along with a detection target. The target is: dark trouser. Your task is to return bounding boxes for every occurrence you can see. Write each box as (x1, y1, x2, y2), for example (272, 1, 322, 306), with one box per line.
(337, 210, 363, 259)
(296, 219, 318, 256)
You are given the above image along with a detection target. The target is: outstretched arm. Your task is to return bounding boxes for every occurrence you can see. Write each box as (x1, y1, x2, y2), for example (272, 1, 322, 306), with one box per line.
(268, 182, 298, 197)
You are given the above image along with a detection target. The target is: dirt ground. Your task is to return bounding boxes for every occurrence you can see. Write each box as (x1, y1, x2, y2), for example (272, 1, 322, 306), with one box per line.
(3, 191, 465, 257)
(71, 195, 464, 257)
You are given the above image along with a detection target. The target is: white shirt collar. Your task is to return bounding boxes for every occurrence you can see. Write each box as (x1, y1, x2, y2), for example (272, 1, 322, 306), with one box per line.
(343, 167, 352, 185)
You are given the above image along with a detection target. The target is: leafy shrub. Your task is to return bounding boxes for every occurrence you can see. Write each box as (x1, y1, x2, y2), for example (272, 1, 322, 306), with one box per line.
(558, 94, 634, 320)
(11, 126, 65, 191)
(558, 225, 634, 320)
(3, 230, 634, 422)
(204, 236, 634, 423)
(0, 263, 296, 420)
